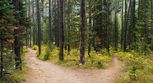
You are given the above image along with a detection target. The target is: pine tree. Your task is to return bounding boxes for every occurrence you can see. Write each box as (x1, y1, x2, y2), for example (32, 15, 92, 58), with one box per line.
(0, 0, 14, 76)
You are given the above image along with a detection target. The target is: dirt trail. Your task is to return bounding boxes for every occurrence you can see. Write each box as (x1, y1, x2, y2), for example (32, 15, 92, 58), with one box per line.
(24, 49, 124, 83)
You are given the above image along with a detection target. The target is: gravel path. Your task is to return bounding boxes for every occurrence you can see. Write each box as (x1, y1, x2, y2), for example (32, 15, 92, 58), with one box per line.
(24, 49, 124, 83)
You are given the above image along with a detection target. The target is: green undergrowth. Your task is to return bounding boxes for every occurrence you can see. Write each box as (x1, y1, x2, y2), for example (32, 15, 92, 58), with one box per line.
(116, 52, 153, 83)
(35, 45, 112, 69)
(0, 48, 28, 83)
(0, 68, 28, 83)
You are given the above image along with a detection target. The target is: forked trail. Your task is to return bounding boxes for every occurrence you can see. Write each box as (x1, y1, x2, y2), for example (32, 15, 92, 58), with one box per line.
(24, 49, 124, 83)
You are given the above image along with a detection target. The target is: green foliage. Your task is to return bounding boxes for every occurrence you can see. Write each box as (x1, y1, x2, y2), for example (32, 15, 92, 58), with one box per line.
(43, 43, 55, 61)
(32, 45, 38, 50)
(38, 45, 112, 69)
(0, 0, 14, 41)
(0, 67, 27, 83)
(116, 52, 153, 83)
(0, 48, 28, 83)
(129, 66, 137, 80)
(37, 44, 54, 60)
(43, 47, 51, 61)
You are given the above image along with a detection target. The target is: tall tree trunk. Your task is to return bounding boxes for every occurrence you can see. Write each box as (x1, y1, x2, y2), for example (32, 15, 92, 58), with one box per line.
(106, 2, 110, 54)
(93, 3, 96, 52)
(80, 0, 86, 64)
(143, 0, 147, 55)
(128, 0, 136, 49)
(40, 0, 44, 43)
(36, 0, 41, 55)
(138, 0, 141, 20)
(67, 0, 71, 55)
(122, 0, 127, 52)
(32, 0, 36, 45)
(26, 28, 28, 48)
(114, 12, 118, 51)
(12, 0, 22, 70)
(121, 0, 124, 49)
(28, 0, 32, 47)
(0, 39, 3, 77)
(48, 0, 52, 42)
(55, 0, 59, 46)
(151, 0, 153, 50)
(88, 0, 92, 57)
(57, 0, 64, 60)
(25, 0, 28, 48)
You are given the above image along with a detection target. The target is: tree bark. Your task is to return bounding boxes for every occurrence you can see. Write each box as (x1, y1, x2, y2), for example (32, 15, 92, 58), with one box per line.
(121, 0, 124, 49)
(0, 39, 3, 77)
(88, 0, 92, 57)
(114, 12, 118, 51)
(48, 0, 52, 42)
(122, 0, 127, 52)
(29, 0, 32, 47)
(128, 0, 136, 49)
(36, 0, 41, 55)
(32, 0, 36, 45)
(80, 0, 86, 64)
(57, 0, 64, 60)
(55, 0, 59, 46)
(67, 0, 71, 55)
(12, 0, 22, 70)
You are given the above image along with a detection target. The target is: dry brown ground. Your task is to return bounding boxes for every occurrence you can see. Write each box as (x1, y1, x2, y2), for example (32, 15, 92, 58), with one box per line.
(24, 49, 124, 83)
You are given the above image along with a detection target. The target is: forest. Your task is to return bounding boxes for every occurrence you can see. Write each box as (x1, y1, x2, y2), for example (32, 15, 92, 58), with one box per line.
(0, 0, 153, 83)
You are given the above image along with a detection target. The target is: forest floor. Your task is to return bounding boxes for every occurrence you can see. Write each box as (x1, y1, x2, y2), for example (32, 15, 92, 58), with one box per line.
(24, 49, 124, 83)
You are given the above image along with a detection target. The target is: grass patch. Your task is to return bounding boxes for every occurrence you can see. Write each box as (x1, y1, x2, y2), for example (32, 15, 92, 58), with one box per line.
(37, 45, 112, 69)
(0, 67, 28, 83)
(116, 52, 153, 83)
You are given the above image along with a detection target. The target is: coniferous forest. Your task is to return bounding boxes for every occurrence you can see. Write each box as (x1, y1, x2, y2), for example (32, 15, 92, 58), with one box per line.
(0, 0, 153, 83)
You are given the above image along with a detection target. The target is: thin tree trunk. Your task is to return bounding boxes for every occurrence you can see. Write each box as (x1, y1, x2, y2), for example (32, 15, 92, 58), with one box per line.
(58, 0, 64, 60)
(28, 0, 32, 47)
(114, 12, 118, 51)
(106, 3, 110, 54)
(48, 0, 52, 42)
(55, 0, 59, 46)
(151, 0, 153, 50)
(67, 0, 71, 55)
(26, 29, 28, 48)
(121, 0, 124, 49)
(80, 0, 86, 64)
(36, 0, 41, 55)
(32, 0, 36, 45)
(88, 0, 92, 57)
(122, 0, 127, 52)
(144, 0, 147, 55)
(138, 0, 141, 20)
(0, 39, 3, 77)
(40, 0, 44, 43)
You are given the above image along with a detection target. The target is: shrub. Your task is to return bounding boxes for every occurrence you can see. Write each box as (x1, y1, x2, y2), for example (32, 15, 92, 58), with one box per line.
(116, 52, 153, 83)
(37, 46, 112, 69)
(32, 45, 38, 50)
(43, 47, 51, 61)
